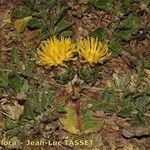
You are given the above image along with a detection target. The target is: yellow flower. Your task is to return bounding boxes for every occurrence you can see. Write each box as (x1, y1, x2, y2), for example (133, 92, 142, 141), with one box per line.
(77, 37, 110, 66)
(36, 37, 75, 68)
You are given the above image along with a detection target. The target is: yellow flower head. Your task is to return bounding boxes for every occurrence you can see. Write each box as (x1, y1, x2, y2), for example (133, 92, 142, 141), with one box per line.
(36, 37, 75, 68)
(77, 37, 110, 66)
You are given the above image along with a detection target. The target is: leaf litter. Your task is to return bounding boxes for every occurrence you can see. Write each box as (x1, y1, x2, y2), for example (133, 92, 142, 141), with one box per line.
(0, 0, 150, 150)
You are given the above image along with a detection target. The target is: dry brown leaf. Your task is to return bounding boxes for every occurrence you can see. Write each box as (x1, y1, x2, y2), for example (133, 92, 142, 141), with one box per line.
(124, 142, 134, 150)
(2, 101, 24, 120)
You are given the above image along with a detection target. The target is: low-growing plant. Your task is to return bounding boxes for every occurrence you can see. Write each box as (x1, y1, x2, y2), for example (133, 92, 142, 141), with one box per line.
(13, 0, 72, 39)
(0, 0, 149, 145)
(87, 72, 150, 125)
(91, 0, 150, 69)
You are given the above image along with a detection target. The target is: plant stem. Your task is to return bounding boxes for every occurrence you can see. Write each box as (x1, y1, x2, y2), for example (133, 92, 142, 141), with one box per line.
(74, 100, 81, 131)
(82, 86, 124, 92)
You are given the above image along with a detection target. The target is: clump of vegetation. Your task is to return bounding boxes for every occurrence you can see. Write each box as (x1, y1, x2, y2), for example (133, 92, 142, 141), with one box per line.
(87, 72, 150, 125)
(13, 0, 72, 39)
(0, 0, 150, 149)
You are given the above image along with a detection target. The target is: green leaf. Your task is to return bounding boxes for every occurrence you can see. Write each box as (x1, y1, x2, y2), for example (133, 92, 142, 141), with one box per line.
(8, 73, 21, 93)
(117, 14, 141, 34)
(4, 120, 16, 130)
(41, 91, 53, 109)
(11, 47, 20, 64)
(56, 101, 66, 113)
(118, 94, 133, 117)
(120, 73, 131, 88)
(23, 101, 34, 119)
(81, 109, 103, 134)
(78, 65, 91, 83)
(0, 67, 7, 87)
(92, 0, 114, 13)
(141, 58, 150, 69)
(32, 0, 55, 11)
(27, 18, 43, 28)
(99, 89, 120, 113)
(123, 0, 133, 7)
(19, 117, 30, 125)
(51, 9, 63, 26)
(59, 104, 103, 135)
(94, 103, 108, 110)
(91, 27, 106, 40)
(45, 0, 56, 8)
(14, 7, 31, 19)
(77, 65, 98, 84)
(7, 127, 20, 138)
(33, 4, 47, 12)
(131, 115, 143, 126)
(100, 88, 113, 102)
(29, 91, 42, 113)
(59, 30, 73, 37)
(112, 73, 131, 88)
(21, 80, 29, 93)
(107, 100, 119, 113)
(87, 99, 108, 111)
(136, 95, 150, 114)
(118, 96, 133, 117)
(108, 49, 118, 57)
(136, 62, 144, 86)
(109, 39, 124, 56)
(38, 27, 50, 39)
(119, 106, 132, 117)
(22, 51, 33, 75)
(53, 20, 72, 35)
(115, 30, 133, 41)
